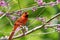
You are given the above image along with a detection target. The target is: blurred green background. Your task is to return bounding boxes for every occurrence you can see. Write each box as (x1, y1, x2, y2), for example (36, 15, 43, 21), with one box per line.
(0, 0, 60, 40)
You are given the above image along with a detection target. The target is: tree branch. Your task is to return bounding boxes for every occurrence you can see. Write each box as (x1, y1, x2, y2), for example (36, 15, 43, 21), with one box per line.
(0, 13, 6, 19)
(0, 24, 59, 40)
(13, 13, 60, 39)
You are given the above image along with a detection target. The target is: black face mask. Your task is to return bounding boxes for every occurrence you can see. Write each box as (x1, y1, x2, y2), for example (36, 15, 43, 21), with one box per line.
(25, 15, 28, 18)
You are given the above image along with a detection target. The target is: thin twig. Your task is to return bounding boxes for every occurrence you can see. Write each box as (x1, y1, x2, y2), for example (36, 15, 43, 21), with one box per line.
(6, 17, 13, 27)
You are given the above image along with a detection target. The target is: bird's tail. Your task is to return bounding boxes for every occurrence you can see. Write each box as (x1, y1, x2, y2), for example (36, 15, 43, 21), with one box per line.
(8, 26, 18, 40)
(8, 30, 15, 40)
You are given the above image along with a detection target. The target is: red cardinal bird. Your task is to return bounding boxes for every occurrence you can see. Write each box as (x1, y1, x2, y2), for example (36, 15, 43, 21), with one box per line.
(8, 12, 28, 40)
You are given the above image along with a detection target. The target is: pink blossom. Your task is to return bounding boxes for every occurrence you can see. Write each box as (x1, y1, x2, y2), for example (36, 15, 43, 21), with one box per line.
(36, 0, 45, 6)
(36, 17, 46, 24)
(6, 13, 10, 17)
(0, 0, 7, 7)
(36, 17, 42, 20)
(36, 0, 43, 2)
(57, 0, 60, 3)
(11, 16, 16, 21)
(50, 1, 55, 6)
(57, 24, 60, 32)
(38, 2, 43, 6)
(57, 28, 60, 31)
(0, 11, 3, 16)
(36, 17, 45, 21)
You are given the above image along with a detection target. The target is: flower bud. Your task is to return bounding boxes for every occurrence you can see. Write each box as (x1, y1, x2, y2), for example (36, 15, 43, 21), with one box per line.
(16, 10, 23, 15)
(32, 6, 37, 11)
